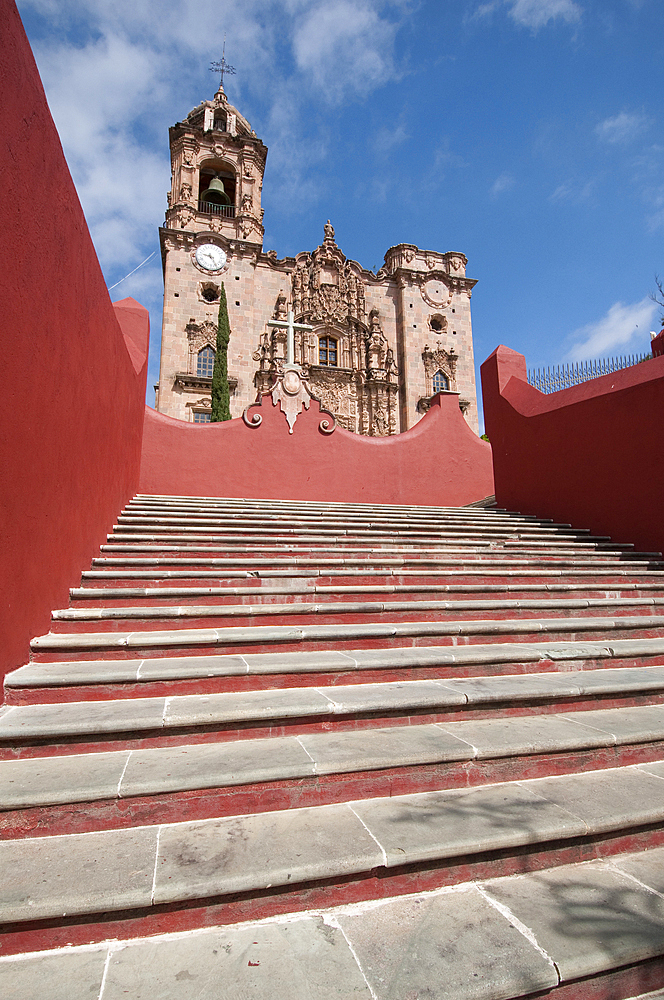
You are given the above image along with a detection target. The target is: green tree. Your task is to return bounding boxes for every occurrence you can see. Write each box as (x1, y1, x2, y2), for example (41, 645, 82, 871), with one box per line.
(210, 281, 231, 422)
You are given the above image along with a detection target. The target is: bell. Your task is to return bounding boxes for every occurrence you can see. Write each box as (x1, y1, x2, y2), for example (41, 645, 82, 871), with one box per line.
(202, 175, 231, 205)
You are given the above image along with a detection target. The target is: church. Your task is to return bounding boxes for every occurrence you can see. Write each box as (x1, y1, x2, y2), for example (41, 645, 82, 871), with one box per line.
(155, 82, 480, 435)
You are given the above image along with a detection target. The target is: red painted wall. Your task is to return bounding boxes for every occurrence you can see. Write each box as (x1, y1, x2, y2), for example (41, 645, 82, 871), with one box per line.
(139, 391, 494, 507)
(481, 345, 664, 556)
(0, 0, 149, 682)
(652, 329, 664, 358)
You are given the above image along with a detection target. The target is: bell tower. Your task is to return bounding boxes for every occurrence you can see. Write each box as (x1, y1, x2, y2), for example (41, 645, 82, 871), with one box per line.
(155, 83, 269, 421)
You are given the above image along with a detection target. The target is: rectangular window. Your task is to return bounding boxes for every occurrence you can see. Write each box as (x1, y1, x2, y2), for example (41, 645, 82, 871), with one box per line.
(193, 411, 212, 423)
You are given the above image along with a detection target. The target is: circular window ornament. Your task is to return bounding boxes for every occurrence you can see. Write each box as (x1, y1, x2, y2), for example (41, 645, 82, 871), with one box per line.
(429, 314, 447, 335)
(421, 278, 451, 309)
(193, 243, 228, 274)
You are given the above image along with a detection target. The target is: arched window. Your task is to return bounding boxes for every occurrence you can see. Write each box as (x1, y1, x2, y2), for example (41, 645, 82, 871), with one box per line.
(213, 111, 227, 132)
(319, 336, 338, 367)
(433, 370, 449, 393)
(197, 345, 215, 377)
(199, 161, 236, 217)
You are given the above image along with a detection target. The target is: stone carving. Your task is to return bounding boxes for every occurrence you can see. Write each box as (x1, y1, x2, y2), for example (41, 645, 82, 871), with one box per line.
(365, 309, 388, 372)
(447, 254, 466, 275)
(425, 254, 438, 270)
(179, 182, 192, 203)
(241, 192, 253, 214)
(252, 228, 400, 436)
(421, 344, 458, 396)
(186, 319, 217, 366)
(178, 206, 195, 229)
(420, 275, 452, 309)
(372, 405, 388, 436)
(274, 292, 288, 319)
(403, 249, 415, 264)
(291, 232, 365, 325)
(429, 314, 448, 335)
(271, 367, 311, 433)
(323, 220, 335, 243)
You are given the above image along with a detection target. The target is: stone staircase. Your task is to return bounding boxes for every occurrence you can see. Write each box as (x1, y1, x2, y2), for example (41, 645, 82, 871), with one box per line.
(4, 495, 664, 998)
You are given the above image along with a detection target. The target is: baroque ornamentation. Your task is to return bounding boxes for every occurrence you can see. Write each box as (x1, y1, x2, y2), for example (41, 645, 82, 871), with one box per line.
(420, 275, 452, 309)
(421, 344, 458, 395)
(243, 367, 337, 435)
(291, 231, 365, 326)
(186, 319, 217, 365)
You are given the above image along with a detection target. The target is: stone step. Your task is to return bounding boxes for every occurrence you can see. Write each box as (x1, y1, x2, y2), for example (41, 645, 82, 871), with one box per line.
(79, 567, 664, 583)
(4, 668, 664, 742)
(92, 553, 658, 568)
(28, 615, 664, 662)
(115, 511, 557, 527)
(69, 582, 664, 605)
(110, 524, 601, 542)
(4, 847, 664, 999)
(3, 696, 664, 826)
(50, 596, 664, 631)
(3, 764, 664, 957)
(9, 638, 664, 701)
(103, 537, 645, 553)
(9, 493, 664, 987)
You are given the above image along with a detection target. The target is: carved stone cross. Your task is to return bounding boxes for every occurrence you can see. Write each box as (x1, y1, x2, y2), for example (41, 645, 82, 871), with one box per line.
(269, 310, 313, 366)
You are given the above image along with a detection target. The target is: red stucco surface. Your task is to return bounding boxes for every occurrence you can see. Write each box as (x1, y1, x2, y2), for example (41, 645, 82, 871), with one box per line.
(0, 0, 148, 682)
(138, 391, 494, 506)
(652, 329, 664, 358)
(481, 345, 664, 556)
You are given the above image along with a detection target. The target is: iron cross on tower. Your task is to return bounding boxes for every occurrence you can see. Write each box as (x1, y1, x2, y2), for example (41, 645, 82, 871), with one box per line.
(269, 311, 314, 366)
(209, 35, 236, 88)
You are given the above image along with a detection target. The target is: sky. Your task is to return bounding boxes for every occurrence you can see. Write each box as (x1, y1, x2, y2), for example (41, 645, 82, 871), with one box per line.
(16, 0, 664, 427)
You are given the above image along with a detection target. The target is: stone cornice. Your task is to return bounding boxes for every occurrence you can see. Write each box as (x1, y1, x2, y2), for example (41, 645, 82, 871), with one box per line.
(174, 372, 239, 393)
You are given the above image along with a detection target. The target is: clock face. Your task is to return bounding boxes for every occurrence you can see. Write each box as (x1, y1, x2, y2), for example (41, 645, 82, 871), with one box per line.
(194, 244, 227, 273)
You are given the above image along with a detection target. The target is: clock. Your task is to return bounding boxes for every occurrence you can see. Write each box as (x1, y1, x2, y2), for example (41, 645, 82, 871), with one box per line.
(194, 244, 227, 272)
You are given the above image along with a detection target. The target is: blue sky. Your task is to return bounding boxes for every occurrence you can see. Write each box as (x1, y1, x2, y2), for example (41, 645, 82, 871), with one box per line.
(16, 0, 664, 426)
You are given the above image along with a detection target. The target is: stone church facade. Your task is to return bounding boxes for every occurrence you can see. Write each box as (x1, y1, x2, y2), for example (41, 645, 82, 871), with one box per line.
(155, 84, 479, 434)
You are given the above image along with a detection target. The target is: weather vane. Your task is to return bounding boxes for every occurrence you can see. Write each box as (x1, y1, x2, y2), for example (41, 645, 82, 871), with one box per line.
(209, 34, 236, 88)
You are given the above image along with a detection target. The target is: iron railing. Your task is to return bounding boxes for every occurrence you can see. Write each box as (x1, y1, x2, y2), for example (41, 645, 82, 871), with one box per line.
(527, 353, 651, 393)
(198, 201, 235, 218)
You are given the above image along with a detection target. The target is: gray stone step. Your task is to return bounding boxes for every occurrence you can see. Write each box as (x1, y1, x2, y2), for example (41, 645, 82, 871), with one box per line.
(104, 538, 643, 552)
(3, 677, 664, 746)
(4, 845, 664, 1000)
(80, 566, 664, 579)
(69, 581, 664, 601)
(4, 694, 664, 808)
(29, 614, 664, 655)
(92, 553, 654, 567)
(3, 764, 664, 929)
(11, 637, 664, 688)
(52, 595, 664, 623)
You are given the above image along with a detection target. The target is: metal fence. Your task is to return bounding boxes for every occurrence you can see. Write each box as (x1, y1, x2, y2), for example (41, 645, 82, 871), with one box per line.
(527, 353, 652, 394)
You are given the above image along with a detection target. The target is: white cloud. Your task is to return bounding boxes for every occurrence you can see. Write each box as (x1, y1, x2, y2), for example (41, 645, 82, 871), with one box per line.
(490, 172, 515, 195)
(566, 297, 657, 361)
(291, 0, 398, 104)
(18, 0, 404, 265)
(549, 178, 595, 203)
(595, 110, 650, 144)
(375, 122, 409, 155)
(473, 0, 582, 29)
(507, 0, 581, 29)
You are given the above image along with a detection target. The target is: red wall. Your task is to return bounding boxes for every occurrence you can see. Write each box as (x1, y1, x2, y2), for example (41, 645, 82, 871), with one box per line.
(139, 391, 494, 507)
(652, 329, 664, 358)
(481, 345, 664, 556)
(0, 0, 149, 682)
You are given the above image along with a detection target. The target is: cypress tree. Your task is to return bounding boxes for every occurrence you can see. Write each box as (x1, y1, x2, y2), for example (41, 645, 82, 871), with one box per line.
(210, 281, 231, 422)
